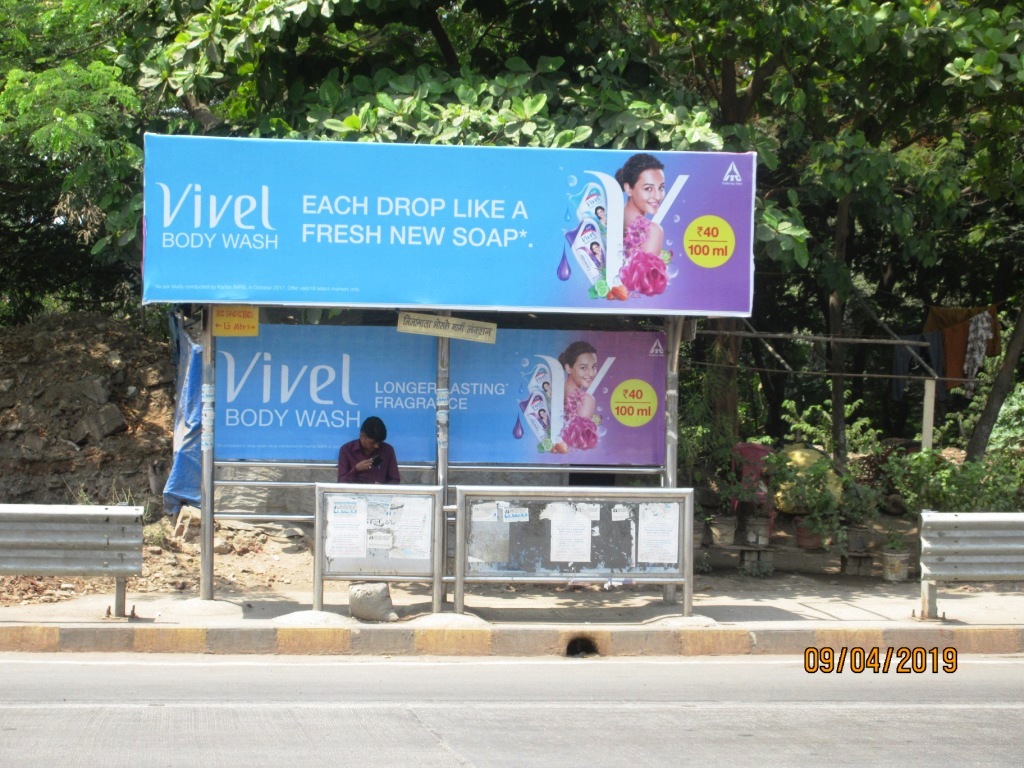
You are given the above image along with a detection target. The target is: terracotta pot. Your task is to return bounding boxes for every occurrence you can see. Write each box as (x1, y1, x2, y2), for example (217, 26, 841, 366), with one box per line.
(794, 517, 824, 549)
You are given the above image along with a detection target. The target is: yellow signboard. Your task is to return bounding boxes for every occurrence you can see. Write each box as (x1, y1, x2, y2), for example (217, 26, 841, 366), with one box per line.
(397, 312, 497, 344)
(212, 305, 259, 336)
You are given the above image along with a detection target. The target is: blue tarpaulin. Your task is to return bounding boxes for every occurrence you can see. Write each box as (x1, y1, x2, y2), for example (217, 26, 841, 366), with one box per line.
(163, 313, 202, 514)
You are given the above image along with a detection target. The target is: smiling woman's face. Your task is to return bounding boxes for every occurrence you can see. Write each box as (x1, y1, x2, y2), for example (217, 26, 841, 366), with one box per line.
(625, 168, 666, 216)
(565, 352, 598, 389)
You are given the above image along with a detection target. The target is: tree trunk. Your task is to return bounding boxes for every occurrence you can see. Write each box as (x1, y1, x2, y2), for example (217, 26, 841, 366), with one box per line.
(965, 303, 1024, 461)
(707, 317, 742, 445)
(828, 194, 853, 467)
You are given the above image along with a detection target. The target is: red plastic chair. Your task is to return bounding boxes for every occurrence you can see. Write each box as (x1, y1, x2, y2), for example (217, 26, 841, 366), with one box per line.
(730, 442, 776, 533)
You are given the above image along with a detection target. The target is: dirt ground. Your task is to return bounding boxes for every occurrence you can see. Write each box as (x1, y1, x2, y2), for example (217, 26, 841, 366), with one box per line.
(0, 311, 923, 609)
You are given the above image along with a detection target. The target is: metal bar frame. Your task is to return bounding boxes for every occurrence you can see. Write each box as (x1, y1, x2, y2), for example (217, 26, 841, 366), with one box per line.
(453, 485, 693, 617)
(313, 483, 444, 612)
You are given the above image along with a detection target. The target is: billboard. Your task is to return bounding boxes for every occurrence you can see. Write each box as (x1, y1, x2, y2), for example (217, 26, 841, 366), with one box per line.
(143, 135, 755, 316)
(449, 329, 666, 466)
(215, 325, 665, 466)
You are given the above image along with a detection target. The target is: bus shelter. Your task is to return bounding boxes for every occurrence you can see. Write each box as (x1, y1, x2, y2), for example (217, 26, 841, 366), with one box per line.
(143, 135, 757, 616)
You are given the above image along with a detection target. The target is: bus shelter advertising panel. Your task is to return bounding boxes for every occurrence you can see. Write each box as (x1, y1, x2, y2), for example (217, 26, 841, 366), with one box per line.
(143, 135, 755, 316)
(216, 325, 665, 466)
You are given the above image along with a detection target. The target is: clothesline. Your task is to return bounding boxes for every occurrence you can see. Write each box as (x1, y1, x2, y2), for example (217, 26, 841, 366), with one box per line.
(688, 359, 941, 382)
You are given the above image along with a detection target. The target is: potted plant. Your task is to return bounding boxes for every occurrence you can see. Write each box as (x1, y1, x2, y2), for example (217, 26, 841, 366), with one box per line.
(768, 449, 843, 550)
(692, 509, 710, 548)
(718, 472, 771, 547)
(838, 475, 881, 555)
(881, 531, 910, 581)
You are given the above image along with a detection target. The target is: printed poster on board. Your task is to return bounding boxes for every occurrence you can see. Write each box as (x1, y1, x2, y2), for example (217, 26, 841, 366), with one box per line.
(144, 135, 755, 316)
(215, 325, 666, 466)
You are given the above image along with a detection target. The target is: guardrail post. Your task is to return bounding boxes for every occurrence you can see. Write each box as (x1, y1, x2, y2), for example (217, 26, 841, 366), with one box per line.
(114, 576, 127, 618)
(921, 580, 938, 620)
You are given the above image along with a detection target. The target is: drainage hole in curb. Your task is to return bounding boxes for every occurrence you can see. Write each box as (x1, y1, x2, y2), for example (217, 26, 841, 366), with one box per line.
(565, 636, 599, 658)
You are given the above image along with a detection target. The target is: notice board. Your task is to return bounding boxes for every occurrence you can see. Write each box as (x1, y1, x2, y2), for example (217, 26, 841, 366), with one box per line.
(314, 483, 443, 579)
(456, 486, 693, 580)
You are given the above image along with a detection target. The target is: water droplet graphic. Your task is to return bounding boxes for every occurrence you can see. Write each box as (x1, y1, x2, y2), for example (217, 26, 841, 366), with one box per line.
(512, 416, 524, 439)
(557, 251, 572, 281)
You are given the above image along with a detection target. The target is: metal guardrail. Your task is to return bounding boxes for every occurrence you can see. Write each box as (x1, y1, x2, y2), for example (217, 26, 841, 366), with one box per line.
(0, 504, 144, 617)
(919, 510, 1024, 620)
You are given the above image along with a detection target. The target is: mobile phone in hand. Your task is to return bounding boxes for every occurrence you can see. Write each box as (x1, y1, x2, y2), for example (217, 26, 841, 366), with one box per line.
(372, 455, 382, 467)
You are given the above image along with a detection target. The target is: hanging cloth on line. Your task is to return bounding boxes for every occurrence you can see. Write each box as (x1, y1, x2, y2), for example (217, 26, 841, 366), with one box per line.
(890, 332, 946, 402)
(963, 312, 993, 396)
(923, 305, 1000, 389)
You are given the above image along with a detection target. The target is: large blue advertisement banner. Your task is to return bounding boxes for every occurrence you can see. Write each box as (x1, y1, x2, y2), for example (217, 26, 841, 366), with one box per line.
(143, 135, 756, 316)
(449, 329, 666, 466)
(215, 325, 666, 466)
(215, 326, 438, 462)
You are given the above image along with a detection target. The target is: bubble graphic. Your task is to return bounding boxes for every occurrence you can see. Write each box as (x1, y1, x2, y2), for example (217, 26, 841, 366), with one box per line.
(667, 264, 680, 279)
(567, 175, 578, 187)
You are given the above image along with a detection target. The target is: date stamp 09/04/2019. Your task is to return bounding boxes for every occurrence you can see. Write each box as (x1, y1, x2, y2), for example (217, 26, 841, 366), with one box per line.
(804, 646, 958, 674)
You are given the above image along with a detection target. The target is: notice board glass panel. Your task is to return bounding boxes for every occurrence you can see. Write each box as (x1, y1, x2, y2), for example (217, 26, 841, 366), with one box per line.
(316, 484, 441, 578)
(458, 486, 692, 579)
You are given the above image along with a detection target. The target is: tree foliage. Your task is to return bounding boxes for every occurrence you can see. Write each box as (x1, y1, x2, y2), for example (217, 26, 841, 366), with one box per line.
(1, 0, 1022, 457)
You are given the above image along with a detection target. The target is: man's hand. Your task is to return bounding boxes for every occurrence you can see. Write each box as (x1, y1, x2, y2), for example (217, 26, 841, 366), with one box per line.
(356, 458, 375, 472)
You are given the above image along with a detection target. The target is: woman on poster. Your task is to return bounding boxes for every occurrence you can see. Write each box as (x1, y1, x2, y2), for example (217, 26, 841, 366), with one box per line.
(614, 153, 669, 296)
(556, 340, 600, 451)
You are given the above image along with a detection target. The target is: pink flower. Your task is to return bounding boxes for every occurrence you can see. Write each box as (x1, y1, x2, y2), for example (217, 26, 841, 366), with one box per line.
(561, 416, 599, 451)
(620, 250, 668, 296)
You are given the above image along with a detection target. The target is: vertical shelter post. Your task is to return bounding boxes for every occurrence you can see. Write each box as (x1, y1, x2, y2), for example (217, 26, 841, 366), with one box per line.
(200, 305, 216, 600)
(661, 316, 685, 604)
(434, 320, 451, 612)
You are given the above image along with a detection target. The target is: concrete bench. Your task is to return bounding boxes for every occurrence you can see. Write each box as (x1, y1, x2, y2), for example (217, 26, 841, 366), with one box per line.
(0, 504, 144, 617)
(919, 510, 1024, 620)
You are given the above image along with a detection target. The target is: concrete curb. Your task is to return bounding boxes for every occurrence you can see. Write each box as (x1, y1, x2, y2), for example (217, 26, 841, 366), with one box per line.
(2, 624, 1022, 656)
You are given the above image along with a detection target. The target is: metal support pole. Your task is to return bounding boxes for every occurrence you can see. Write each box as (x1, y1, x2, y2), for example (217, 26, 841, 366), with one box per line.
(662, 316, 684, 605)
(200, 306, 216, 600)
(313, 490, 324, 612)
(922, 378, 936, 450)
(114, 576, 127, 618)
(434, 322, 451, 611)
(921, 580, 938, 620)
(454, 500, 466, 614)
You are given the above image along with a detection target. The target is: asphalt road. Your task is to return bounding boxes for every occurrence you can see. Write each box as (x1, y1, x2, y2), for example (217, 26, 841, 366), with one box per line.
(2, 654, 1023, 767)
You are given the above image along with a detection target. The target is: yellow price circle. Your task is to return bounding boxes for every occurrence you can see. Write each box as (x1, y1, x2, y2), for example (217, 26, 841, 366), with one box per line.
(610, 379, 658, 427)
(684, 215, 736, 268)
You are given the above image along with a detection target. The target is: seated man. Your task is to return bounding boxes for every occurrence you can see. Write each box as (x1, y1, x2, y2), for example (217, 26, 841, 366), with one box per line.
(337, 416, 400, 484)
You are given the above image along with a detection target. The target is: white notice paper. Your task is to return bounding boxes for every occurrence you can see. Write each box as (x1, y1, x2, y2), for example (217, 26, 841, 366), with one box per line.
(326, 497, 368, 558)
(391, 495, 432, 559)
(549, 508, 592, 563)
(471, 502, 498, 522)
(638, 502, 679, 564)
(503, 505, 529, 523)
